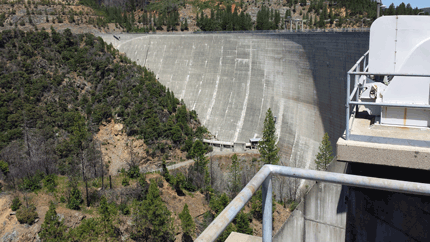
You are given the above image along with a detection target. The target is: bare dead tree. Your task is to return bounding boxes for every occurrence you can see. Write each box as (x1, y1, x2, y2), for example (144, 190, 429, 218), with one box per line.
(0, 140, 23, 188)
(84, 139, 103, 179)
(99, 140, 104, 190)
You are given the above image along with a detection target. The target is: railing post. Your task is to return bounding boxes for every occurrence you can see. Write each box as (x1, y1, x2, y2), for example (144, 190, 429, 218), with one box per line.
(346, 73, 351, 140)
(262, 175, 272, 242)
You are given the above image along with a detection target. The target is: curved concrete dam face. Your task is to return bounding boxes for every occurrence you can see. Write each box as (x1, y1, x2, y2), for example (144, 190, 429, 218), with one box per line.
(101, 32, 369, 171)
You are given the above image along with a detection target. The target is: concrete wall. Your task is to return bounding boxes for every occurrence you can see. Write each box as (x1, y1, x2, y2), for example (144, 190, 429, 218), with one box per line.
(346, 187, 430, 242)
(345, 162, 430, 242)
(274, 160, 348, 242)
(100, 32, 369, 197)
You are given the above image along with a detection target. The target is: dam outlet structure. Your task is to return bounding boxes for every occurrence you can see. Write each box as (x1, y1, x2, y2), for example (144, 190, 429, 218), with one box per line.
(100, 31, 369, 199)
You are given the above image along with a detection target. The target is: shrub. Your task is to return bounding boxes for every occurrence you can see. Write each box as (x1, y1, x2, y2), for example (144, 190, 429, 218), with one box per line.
(11, 197, 22, 211)
(0, 160, 9, 176)
(119, 203, 130, 215)
(19, 171, 44, 192)
(122, 176, 130, 186)
(43, 174, 58, 192)
(67, 187, 83, 210)
(60, 196, 66, 203)
(16, 204, 38, 224)
(127, 165, 140, 179)
(289, 200, 299, 211)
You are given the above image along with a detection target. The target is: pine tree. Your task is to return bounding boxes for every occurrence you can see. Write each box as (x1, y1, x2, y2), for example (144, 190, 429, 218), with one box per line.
(209, 192, 230, 215)
(67, 178, 83, 210)
(179, 204, 195, 239)
(258, 108, 280, 165)
(132, 181, 175, 241)
(228, 154, 241, 198)
(191, 140, 210, 191)
(235, 211, 252, 235)
(217, 223, 236, 242)
(314, 133, 334, 171)
(39, 202, 66, 241)
(98, 196, 115, 238)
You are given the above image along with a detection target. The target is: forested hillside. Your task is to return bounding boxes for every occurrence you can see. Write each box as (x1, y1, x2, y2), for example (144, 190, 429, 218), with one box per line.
(0, 28, 293, 242)
(0, 28, 207, 189)
(0, 0, 426, 35)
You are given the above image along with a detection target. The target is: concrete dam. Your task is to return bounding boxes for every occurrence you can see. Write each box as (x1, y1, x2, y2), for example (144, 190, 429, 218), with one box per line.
(101, 32, 369, 192)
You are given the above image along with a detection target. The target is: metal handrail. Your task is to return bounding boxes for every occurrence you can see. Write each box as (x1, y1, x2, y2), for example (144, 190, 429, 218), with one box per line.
(196, 164, 430, 242)
(345, 51, 430, 140)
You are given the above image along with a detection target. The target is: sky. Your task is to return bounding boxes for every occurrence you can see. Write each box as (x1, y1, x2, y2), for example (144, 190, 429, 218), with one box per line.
(382, 0, 429, 9)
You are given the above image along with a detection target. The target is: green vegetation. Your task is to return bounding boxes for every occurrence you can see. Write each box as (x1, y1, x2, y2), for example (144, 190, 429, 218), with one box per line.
(228, 154, 241, 198)
(235, 211, 252, 235)
(258, 108, 280, 165)
(98, 196, 116, 238)
(0, 28, 205, 197)
(43, 174, 58, 193)
(131, 181, 175, 241)
(66, 178, 83, 210)
(188, 139, 211, 195)
(11, 197, 22, 211)
(196, 5, 253, 31)
(0, 160, 8, 176)
(289, 199, 299, 211)
(256, 6, 281, 30)
(382, 2, 428, 15)
(217, 223, 236, 242)
(179, 203, 195, 240)
(78, 0, 179, 32)
(250, 189, 276, 221)
(209, 192, 230, 216)
(208, 191, 253, 240)
(39, 202, 67, 241)
(16, 204, 38, 224)
(314, 132, 333, 171)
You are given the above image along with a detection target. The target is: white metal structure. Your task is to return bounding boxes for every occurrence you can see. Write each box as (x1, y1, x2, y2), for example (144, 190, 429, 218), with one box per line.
(361, 16, 430, 127)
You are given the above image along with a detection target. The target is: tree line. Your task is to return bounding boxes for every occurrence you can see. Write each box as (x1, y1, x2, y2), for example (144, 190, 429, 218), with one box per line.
(196, 5, 253, 31)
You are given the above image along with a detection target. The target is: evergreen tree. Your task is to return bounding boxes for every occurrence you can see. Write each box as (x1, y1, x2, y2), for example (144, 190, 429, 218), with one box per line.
(67, 178, 83, 210)
(98, 196, 115, 238)
(179, 204, 195, 239)
(39, 201, 66, 241)
(235, 211, 252, 235)
(11, 197, 21, 211)
(314, 133, 333, 170)
(228, 154, 241, 198)
(132, 181, 175, 241)
(258, 108, 280, 165)
(191, 140, 210, 191)
(209, 192, 230, 215)
(217, 223, 235, 242)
